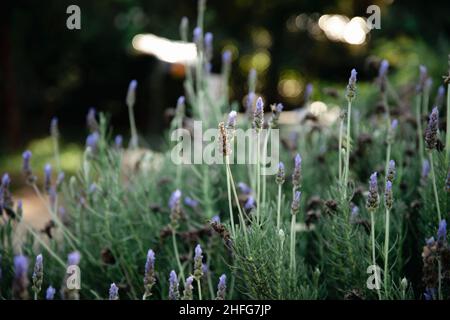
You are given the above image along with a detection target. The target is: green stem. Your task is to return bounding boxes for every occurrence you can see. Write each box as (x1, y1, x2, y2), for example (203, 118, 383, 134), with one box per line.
(438, 260, 442, 300)
(343, 100, 352, 199)
(225, 158, 236, 237)
(171, 231, 185, 284)
(385, 143, 391, 179)
(370, 211, 382, 300)
(446, 83, 450, 165)
(338, 117, 344, 184)
(416, 95, 425, 163)
(262, 128, 271, 214)
(289, 213, 296, 274)
(197, 279, 202, 301)
(383, 208, 390, 299)
(276, 184, 282, 231)
(256, 132, 261, 225)
(127, 103, 138, 149)
(429, 152, 442, 222)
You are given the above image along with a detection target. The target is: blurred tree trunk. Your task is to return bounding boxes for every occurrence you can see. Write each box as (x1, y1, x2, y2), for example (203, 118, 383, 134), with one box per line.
(0, 3, 21, 150)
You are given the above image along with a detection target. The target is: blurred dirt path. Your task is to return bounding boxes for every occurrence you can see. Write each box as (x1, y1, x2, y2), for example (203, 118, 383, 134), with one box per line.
(15, 188, 50, 229)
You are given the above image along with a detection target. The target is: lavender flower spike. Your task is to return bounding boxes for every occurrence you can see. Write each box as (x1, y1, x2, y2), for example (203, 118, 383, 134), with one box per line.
(182, 276, 194, 300)
(384, 180, 393, 210)
(304, 83, 313, 102)
(44, 163, 52, 192)
(292, 153, 302, 189)
(32, 254, 44, 295)
(387, 160, 396, 182)
(253, 97, 264, 131)
(109, 283, 119, 300)
(216, 274, 227, 300)
(193, 244, 204, 280)
(269, 103, 283, 128)
(237, 182, 252, 195)
(425, 107, 439, 151)
(114, 135, 123, 148)
(222, 50, 232, 65)
(437, 219, 447, 242)
(291, 191, 301, 215)
(68, 251, 81, 266)
(378, 59, 389, 78)
(126, 80, 138, 108)
(276, 162, 285, 185)
(50, 117, 59, 137)
(169, 189, 182, 210)
(22, 150, 35, 183)
(227, 110, 237, 131)
(169, 270, 180, 300)
(366, 172, 379, 211)
(422, 159, 430, 178)
(13, 255, 29, 299)
(46, 286, 56, 300)
(346, 68, 357, 101)
(244, 196, 255, 210)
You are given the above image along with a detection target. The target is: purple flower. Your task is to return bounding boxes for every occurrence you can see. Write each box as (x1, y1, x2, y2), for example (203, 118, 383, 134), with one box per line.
(425, 107, 439, 150)
(109, 283, 119, 300)
(385, 180, 393, 209)
(86, 107, 98, 132)
(292, 153, 302, 188)
(424, 287, 436, 300)
(291, 191, 301, 215)
(437, 219, 447, 242)
(237, 182, 252, 195)
(22, 150, 33, 180)
(1, 173, 10, 188)
(422, 159, 430, 178)
(14, 255, 29, 279)
(244, 196, 255, 210)
(56, 171, 65, 188)
(366, 172, 379, 211)
(194, 244, 204, 279)
(204, 32, 213, 60)
(126, 80, 138, 108)
(269, 103, 283, 128)
(253, 97, 264, 130)
(276, 162, 285, 185)
(378, 59, 389, 78)
(391, 119, 398, 131)
(46, 286, 56, 300)
(169, 189, 182, 210)
(346, 68, 357, 100)
(144, 249, 156, 297)
(227, 111, 237, 130)
(114, 135, 123, 148)
(304, 83, 313, 102)
(168, 270, 179, 300)
(50, 117, 59, 137)
(67, 251, 81, 266)
(350, 205, 360, 222)
(222, 50, 232, 65)
(193, 27, 202, 44)
(32, 254, 44, 294)
(417, 65, 428, 93)
(216, 274, 227, 300)
(211, 215, 220, 223)
(435, 85, 445, 107)
(182, 275, 195, 300)
(426, 237, 435, 246)
(86, 132, 100, 149)
(44, 163, 52, 192)
(387, 160, 396, 182)
(184, 196, 198, 208)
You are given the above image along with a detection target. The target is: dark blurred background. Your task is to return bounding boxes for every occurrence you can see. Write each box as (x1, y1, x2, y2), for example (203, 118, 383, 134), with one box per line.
(1, 0, 450, 172)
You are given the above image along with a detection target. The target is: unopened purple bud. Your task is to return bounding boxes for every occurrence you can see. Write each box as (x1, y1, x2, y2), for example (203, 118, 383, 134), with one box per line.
(14, 255, 29, 278)
(346, 68, 357, 100)
(184, 196, 198, 208)
(437, 219, 447, 242)
(169, 189, 182, 210)
(387, 160, 396, 182)
(391, 119, 398, 130)
(366, 172, 379, 211)
(216, 274, 227, 300)
(292, 154, 302, 188)
(425, 107, 439, 150)
(304, 83, 313, 101)
(422, 159, 430, 178)
(193, 27, 202, 44)
(44, 164, 52, 191)
(86, 107, 98, 132)
(22, 150, 32, 173)
(114, 135, 123, 148)
(238, 182, 252, 195)
(1, 173, 10, 187)
(227, 111, 237, 129)
(144, 249, 156, 297)
(291, 191, 301, 215)
(222, 50, 232, 64)
(126, 80, 138, 108)
(211, 215, 220, 223)
(169, 270, 180, 300)
(86, 132, 100, 149)
(426, 237, 435, 246)
(276, 162, 285, 185)
(67, 251, 81, 266)
(109, 283, 119, 300)
(50, 117, 59, 137)
(378, 59, 389, 78)
(194, 244, 203, 261)
(204, 32, 213, 60)
(244, 196, 255, 210)
(46, 286, 55, 300)
(252, 96, 264, 131)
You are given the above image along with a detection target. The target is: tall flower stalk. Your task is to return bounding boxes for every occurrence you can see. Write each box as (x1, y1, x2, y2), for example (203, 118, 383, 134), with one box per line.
(425, 107, 442, 222)
(253, 97, 264, 225)
(169, 189, 185, 283)
(275, 162, 285, 231)
(126, 79, 139, 149)
(290, 191, 301, 273)
(193, 244, 204, 300)
(383, 162, 395, 298)
(343, 69, 357, 199)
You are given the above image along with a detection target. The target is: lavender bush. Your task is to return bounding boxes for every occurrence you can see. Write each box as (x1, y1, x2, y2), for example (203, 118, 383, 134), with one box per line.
(0, 1, 449, 300)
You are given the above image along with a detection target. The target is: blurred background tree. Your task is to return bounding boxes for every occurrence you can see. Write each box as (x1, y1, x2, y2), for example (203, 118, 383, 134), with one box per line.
(1, 0, 449, 154)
